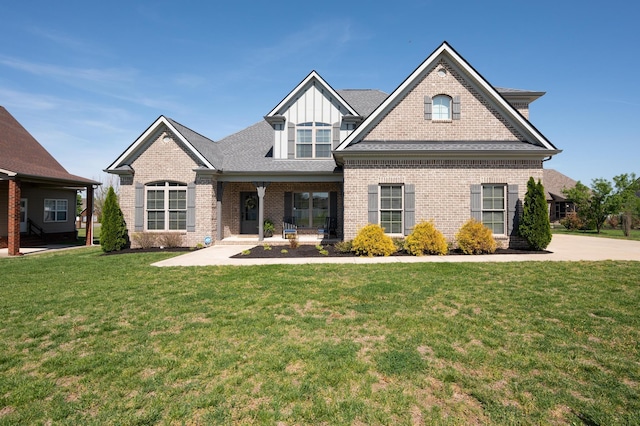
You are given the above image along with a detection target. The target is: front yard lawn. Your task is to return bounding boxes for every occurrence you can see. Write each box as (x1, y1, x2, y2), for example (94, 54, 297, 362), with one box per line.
(1, 248, 639, 424)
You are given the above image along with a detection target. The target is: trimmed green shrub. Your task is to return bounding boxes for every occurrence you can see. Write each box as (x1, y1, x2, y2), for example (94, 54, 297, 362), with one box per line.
(519, 177, 552, 250)
(100, 186, 129, 252)
(351, 224, 396, 257)
(404, 220, 448, 256)
(455, 219, 497, 254)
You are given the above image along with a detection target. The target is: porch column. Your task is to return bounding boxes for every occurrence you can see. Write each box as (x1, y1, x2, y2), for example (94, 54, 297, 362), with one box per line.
(86, 186, 94, 246)
(216, 181, 226, 242)
(8, 179, 21, 256)
(253, 182, 270, 241)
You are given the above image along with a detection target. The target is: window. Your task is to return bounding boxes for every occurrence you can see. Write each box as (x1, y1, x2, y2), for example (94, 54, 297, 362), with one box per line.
(293, 192, 329, 227)
(296, 122, 332, 158)
(432, 95, 452, 120)
(44, 199, 68, 222)
(482, 185, 505, 234)
(380, 185, 403, 234)
(146, 182, 187, 230)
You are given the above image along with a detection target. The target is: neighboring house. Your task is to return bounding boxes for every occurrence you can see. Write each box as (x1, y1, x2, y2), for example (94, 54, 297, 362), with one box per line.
(0, 106, 99, 255)
(542, 169, 577, 222)
(106, 41, 561, 248)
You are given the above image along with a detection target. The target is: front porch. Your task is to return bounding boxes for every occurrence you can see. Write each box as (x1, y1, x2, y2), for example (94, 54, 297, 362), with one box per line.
(218, 234, 341, 246)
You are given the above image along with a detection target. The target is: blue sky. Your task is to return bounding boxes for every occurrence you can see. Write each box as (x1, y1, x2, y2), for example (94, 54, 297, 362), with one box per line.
(1, 0, 638, 185)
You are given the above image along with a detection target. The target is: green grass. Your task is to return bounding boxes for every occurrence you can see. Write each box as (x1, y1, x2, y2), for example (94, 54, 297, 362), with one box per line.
(552, 226, 640, 241)
(1, 249, 639, 424)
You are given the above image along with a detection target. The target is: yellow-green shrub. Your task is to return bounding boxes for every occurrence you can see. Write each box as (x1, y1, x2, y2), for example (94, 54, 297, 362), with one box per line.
(455, 219, 497, 254)
(351, 224, 396, 257)
(404, 221, 448, 256)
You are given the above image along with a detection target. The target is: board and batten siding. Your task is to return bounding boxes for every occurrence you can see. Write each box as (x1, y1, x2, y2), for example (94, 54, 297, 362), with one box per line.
(273, 82, 353, 159)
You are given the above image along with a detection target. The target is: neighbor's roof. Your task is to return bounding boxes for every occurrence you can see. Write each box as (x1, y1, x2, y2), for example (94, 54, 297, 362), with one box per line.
(0, 106, 98, 185)
(543, 169, 578, 201)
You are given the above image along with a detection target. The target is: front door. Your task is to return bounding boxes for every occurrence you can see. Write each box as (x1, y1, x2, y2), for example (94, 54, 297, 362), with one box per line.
(20, 199, 27, 233)
(240, 192, 259, 234)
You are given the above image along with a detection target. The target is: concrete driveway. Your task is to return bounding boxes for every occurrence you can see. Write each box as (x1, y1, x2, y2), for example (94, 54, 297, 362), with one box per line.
(151, 234, 640, 267)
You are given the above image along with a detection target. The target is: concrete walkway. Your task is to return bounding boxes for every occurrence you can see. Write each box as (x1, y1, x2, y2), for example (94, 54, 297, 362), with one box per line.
(151, 234, 640, 267)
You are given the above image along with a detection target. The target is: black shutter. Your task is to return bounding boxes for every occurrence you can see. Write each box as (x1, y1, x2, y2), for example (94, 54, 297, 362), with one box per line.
(424, 96, 432, 120)
(368, 185, 378, 224)
(284, 192, 293, 220)
(134, 182, 144, 231)
(287, 123, 295, 159)
(187, 182, 196, 232)
(404, 184, 415, 236)
(470, 184, 482, 222)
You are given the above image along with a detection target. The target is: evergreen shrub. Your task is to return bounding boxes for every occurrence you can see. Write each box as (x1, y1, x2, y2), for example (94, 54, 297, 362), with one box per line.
(455, 219, 497, 254)
(351, 224, 396, 257)
(519, 177, 552, 250)
(100, 186, 129, 252)
(404, 221, 448, 256)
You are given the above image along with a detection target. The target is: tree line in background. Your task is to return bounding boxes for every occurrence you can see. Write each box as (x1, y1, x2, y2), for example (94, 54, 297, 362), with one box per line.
(561, 173, 640, 236)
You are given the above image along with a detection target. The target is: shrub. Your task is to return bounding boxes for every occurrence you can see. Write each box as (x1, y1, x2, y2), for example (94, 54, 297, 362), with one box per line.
(351, 224, 396, 257)
(404, 221, 448, 256)
(288, 236, 299, 249)
(334, 240, 352, 253)
(391, 237, 405, 253)
(560, 212, 584, 230)
(455, 219, 497, 255)
(131, 232, 158, 249)
(100, 186, 129, 252)
(519, 177, 552, 250)
(159, 233, 183, 248)
(607, 215, 619, 229)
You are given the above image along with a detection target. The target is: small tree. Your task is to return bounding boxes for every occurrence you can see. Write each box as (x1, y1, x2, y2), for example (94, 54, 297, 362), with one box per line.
(100, 186, 129, 252)
(519, 177, 552, 250)
(563, 178, 619, 233)
(612, 173, 640, 237)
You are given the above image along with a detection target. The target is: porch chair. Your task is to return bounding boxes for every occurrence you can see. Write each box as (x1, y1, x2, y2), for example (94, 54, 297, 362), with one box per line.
(317, 216, 338, 239)
(282, 216, 298, 239)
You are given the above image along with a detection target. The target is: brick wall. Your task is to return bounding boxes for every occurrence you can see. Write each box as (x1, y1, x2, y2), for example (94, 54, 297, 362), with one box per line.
(118, 130, 215, 248)
(364, 58, 525, 143)
(343, 158, 543, 247)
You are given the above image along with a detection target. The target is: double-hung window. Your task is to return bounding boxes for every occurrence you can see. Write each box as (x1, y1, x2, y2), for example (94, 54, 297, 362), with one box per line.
(293, 192, 329, 227)
(44, 199, 68, 222)
(380, 185, 403, 234)
(296, 122, 332, 158)
(482, 185, 506, 234)
(146, 182, 187, 230)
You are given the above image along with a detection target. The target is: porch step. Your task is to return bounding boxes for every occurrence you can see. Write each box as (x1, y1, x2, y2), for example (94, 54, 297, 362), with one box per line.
(217, 235, 340, 246)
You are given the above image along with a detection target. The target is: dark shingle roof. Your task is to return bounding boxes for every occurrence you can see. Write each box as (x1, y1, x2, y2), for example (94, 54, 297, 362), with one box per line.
(0, 106, 97, 185)
(543, 169, 578, 201)
(166, 117, 221, 169)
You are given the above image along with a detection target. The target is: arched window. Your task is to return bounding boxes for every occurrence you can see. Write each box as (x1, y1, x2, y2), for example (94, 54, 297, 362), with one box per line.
(296, 122, 332, 158)
(432, 95, 452, 120)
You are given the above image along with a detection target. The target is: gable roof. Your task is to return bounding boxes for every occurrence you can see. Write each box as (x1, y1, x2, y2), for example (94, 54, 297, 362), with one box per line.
(266, 70, 359, 118)
(0, 106, 97, 185)
(107, 115, 218, 172)
(335, 41, 559, 154)
(543, 169, 578, 201)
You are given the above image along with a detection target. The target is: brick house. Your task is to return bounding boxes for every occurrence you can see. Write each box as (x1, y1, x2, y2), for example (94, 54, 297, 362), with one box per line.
(0, 107, 99, 255)
(106, 42, 560, 248)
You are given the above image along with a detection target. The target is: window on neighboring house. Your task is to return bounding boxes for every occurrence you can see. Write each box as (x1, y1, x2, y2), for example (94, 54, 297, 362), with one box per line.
(482, 185, 506, 234)
(44, 199, 68, 222)
(146, 182, 187, 230)
(293, 192, 329, 227)
(432, 95, 452, 120)
(380, 185, 403, 234)
(296, 122, 332, 158)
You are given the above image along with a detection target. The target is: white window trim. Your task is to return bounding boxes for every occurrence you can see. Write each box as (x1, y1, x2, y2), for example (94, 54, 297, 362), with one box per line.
(43, 199, 68, 223)
(482, 184, 506, 235)
(295, 122, 332, 159)
(379, 184, 404, 235)
(145, 182, 187, 231)
(432, 95, 452, 121)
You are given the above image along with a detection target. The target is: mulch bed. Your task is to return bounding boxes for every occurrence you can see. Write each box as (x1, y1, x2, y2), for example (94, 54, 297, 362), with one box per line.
(232, 244, 550, 259)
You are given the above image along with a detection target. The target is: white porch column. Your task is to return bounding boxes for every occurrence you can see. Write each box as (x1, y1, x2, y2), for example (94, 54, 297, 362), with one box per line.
(253, 182, 270, 241)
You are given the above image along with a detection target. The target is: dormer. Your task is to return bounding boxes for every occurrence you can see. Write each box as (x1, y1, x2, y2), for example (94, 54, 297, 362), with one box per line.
(264, 71, 359, 160)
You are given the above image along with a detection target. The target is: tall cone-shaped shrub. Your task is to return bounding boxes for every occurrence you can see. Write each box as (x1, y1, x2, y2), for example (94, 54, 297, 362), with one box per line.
(519, 177, 552, 250)
(100, 186, 129, 252)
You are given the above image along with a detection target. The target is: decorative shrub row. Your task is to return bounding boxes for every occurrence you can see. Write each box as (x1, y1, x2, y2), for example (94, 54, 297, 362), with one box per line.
(131, 232, 184, 249)
(350, 219, 497, 257)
